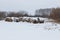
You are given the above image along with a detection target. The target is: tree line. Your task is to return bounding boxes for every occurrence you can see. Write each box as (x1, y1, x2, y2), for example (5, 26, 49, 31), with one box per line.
(0, 8, 60, 21)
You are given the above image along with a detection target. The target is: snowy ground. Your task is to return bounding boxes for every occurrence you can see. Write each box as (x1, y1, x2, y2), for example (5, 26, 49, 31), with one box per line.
(0, 17, 60, 40)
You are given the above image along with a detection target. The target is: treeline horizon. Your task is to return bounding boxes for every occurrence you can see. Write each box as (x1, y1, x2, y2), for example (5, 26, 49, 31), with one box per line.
(0, 7, 60, 19)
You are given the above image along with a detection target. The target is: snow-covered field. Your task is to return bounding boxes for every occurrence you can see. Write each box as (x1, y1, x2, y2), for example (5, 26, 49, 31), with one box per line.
(0, 17, 60, 40)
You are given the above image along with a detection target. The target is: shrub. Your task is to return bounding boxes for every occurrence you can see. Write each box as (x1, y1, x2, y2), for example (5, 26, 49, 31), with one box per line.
(5, 17, 13, 22)
(37, 18, 44, 23)
(39, 20, 44, 23)
(15, 19, 20, 22)
(19, 17, 23, 21)
(32, 20, 38, 24)
(26, 18, 31, 22)
(28, 18, 33, 23)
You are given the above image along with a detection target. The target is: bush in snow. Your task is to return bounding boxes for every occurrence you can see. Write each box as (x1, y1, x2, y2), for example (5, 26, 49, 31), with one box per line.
(15, 19, 20, 22)
(37, 18, 44, 23)
(5, 17, 13, 22)
(32, 20, 38, 24)
(26, 18, 31, 22)
(24, 18, 33, 23)
(19, 17, 23, 21)
(28, 18, 33, 23)
(39, 20, 44, 23)
(37, 18, 40, 22)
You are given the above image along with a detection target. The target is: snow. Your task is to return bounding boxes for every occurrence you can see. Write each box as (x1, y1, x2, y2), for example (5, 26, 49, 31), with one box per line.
(0, 17, 60, 40)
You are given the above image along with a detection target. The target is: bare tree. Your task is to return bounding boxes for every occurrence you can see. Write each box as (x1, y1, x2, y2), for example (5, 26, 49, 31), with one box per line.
(0, 11, 7, 20)
(50, 8, 60, 21)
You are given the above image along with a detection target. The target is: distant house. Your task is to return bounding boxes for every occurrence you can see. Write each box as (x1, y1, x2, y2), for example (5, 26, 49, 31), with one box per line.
(35, 8, 52, 17)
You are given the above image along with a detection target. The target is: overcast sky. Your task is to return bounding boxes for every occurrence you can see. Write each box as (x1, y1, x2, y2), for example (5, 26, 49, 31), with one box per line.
(0, 0, 60, 14)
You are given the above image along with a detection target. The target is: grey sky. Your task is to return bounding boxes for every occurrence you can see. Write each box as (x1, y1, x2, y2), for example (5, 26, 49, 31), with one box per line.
(0, 0, 60, 14)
